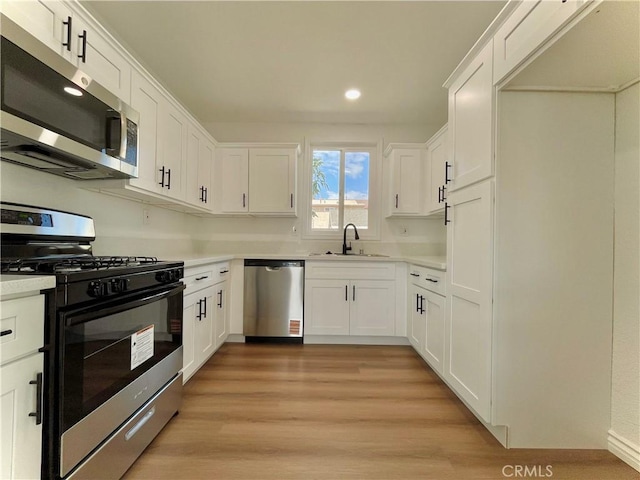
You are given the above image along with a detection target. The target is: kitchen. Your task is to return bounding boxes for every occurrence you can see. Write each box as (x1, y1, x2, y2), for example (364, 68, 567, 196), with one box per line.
(0, 1, 638, 479)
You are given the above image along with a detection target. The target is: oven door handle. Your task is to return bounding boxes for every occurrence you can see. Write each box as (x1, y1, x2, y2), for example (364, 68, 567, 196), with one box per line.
(64, 283, 185, 327)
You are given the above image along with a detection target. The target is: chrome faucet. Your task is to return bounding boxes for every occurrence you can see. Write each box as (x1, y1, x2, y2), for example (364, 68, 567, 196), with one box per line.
(342, 223, 360, 255)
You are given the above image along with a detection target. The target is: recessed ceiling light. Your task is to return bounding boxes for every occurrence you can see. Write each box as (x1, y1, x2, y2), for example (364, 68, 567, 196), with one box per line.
(345, 89, 361, 100)
(64, 86, 83, 97)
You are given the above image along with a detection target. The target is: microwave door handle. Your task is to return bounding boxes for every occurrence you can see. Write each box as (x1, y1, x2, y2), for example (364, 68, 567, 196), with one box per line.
(119, 112, 128, 159)
(105, 113, 120, 157)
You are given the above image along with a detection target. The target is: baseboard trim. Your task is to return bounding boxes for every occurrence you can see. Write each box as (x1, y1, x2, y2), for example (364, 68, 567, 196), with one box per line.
(304, 335, 410, 346)
(608, 429, 640, 472)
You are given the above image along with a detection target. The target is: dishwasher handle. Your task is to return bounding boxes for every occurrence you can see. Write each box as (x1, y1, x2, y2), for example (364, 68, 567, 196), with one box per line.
(265, 266, 281, 272)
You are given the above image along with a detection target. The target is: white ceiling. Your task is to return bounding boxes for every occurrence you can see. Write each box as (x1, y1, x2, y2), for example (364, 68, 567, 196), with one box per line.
(80, 1, 506, 126)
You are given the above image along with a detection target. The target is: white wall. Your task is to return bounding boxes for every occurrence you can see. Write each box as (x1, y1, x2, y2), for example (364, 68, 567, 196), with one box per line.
(194, 121, 446, 256)
(609, 82, 640, 470)
(0, 162, 194, 257)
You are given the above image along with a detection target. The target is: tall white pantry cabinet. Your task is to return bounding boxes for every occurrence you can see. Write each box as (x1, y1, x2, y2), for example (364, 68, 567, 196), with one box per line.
(441, 0, 637, 456)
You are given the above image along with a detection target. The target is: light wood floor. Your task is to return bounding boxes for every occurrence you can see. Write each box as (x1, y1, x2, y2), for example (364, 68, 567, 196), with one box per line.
(123, 344, 638, 480)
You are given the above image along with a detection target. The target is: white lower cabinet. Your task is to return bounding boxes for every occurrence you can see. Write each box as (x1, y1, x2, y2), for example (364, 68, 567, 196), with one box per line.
(182, 262, 230, 383)
(304, 262, 396, 337)
(407, 265, 446, 376)
(0, 294, 47, 480)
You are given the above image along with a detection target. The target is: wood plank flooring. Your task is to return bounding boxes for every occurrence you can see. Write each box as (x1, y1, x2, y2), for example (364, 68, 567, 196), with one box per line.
(123, 344, 638, 480)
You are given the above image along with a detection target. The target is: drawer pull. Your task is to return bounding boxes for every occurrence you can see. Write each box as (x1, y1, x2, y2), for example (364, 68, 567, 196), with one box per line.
(0, 329, 13, 337)
(195, 276, 209, 281)
(409, 273, 420, 277)
(125, 406, 156, 441)
(426, 278, 439, 283)
(220, 270, 229, 274)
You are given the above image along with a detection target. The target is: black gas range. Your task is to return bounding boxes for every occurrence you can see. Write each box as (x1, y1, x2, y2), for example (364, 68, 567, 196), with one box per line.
(1, 202, 184, 479)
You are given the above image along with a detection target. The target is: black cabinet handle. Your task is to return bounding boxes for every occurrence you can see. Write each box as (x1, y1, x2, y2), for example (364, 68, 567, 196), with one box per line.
(195, 276, 209, 281)
(345, 285, 348, 302)
(445, 162, 452, 184)
(444, 203, 451, 226)
(159, 166, 166, 187)
(416, 293, 420, 313)
(166, 168, 171, 190)
(438, 186, 442, 204)
(409, 273, 420, 277)
(28, 373, 43, 425)
(352, 285, 356, 302)
(78, 30, 87, 63)
(63, 16, 72, 51)
(202, 297, 207, 318)
(441, 186, 446, 203)
(242, 193, 246, 208)
(204, 187, 208, 203)
(426, 278, 439, 283)
(419, 295, 425, 314)
(217, 290, 223, 308)
(220, 269, 229, 274)
(290, 193, 294, 208)
(199, 186, 204, 202)
(395, 194, 399, 209)
(0, 329, 13, 337)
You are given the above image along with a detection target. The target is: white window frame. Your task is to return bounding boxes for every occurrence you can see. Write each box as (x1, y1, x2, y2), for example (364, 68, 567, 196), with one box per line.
(301, 140, 382, 240)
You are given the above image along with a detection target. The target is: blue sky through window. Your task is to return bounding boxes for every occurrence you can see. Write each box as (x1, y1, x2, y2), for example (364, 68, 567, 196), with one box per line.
(313, 150, 370, 200)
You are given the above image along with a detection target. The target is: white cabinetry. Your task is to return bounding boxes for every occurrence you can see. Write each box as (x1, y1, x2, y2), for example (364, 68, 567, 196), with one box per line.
(445, 181, 493, 421)
(425, 125, 448, 214)
(304, 262, 396, 337)
(407, 266, 446, 375)
(0, 0, 131, 102)
(186, 125, 214, 209)
(447, 41, 494, 192)
(182, 261, 230, 383)
(214, 145, 299, 216)
(0, 294, 46, 480)
(384, 144, 426, 216)
(493, 0, 586, 84)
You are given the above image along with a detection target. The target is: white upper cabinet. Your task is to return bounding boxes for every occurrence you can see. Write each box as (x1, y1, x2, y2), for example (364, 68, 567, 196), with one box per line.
(158, 100, 188, 201)
(384, 144, 426, 217)
(213, 145, 299, 216)
(447, 41, 494, 192)
(186, 124, 214, 209)
(1, 0, 131, 102)
(249, 148, 296, 215)
(425, 125, 448, 214)
(214, 148, 250, 214)
(493, 0, 586, 85)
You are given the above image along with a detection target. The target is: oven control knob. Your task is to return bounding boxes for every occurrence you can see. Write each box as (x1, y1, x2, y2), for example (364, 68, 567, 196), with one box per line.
(88, 281, 107, 297)
(110, 278, 129, 293)
(156, 271, 172, 283)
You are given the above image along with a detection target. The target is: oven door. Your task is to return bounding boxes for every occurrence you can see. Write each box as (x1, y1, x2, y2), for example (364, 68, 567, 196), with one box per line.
(58, 282, 184, 478)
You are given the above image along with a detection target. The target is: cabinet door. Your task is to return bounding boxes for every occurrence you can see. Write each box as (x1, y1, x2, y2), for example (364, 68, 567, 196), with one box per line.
(304, 279, 350, 335)
(0, 0, 72, 59)
(214, 281, 229, 348)
(181, 293, 198, 383)
(408, 284, 425, 351)
(195, 287, 216, 363)
(0, 354, 43, 480)
(350, 280, 396, 336)
(249, 148, 296, 214)
(72, 16, 132, 103)
(493, 0, 583, 84)
(445, 180, 494, 421)
(390, 149, 423, 215)
(426, 127, 448, 214)
(129, 71, 162, 194)
(423, 291, 445, 375)
(186, 125, 214, 209)
(158, 101, 188, 200)
(215, 148, 249, 213)
(448, 42, 494, 192)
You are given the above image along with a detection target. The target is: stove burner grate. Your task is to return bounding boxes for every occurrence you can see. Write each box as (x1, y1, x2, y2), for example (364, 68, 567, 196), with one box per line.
(0, 256, 159, 274)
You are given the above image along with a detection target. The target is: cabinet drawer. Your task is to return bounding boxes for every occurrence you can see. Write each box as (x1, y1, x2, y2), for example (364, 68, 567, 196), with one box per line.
(1, 295, 45, 365)
(408, 265, 446, 296)
(493, 0, 584, 83)
(306, 261, 396, 280)
(184, 262, 231, 295)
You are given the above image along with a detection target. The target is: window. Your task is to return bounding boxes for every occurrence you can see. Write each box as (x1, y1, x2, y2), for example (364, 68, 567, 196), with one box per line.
(305, 143, 380, 239)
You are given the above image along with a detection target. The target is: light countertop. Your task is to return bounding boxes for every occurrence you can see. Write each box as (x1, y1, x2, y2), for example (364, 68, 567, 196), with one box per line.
(0, 275, 56, 298)
(177, 254, 446, 271)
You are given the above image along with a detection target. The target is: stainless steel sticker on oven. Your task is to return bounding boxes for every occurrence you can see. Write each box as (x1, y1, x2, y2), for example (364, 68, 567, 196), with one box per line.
(131, 325, 154, 370)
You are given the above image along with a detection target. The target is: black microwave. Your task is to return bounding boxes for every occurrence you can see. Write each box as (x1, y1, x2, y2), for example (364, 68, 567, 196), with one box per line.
(0, 14, 139, 180)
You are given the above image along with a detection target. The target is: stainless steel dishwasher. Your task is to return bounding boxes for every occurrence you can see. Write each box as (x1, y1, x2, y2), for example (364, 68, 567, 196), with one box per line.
(243, 259, 305, 343)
